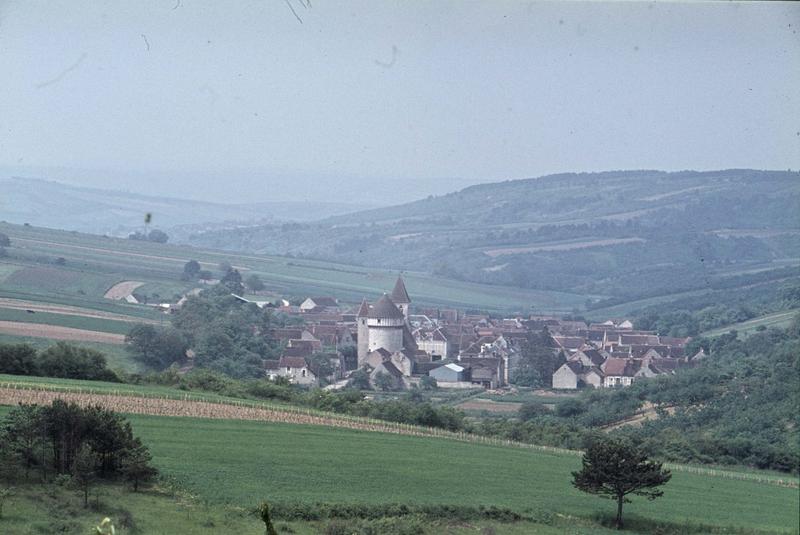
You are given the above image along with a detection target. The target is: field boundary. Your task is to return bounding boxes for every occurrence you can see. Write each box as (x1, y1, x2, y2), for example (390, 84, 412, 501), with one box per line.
(0, 381, 796, 490)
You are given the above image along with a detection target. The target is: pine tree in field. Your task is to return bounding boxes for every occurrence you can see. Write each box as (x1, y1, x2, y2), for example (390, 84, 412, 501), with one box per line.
(72, 445, 96, 508)
(119, 439, 158, 492)
(572, 437, 671, 529)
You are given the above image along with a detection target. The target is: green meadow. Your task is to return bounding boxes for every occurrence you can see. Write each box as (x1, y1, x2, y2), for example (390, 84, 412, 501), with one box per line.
(0, 307, 135, 335)
(0, 399, 797, 534)
(125, 414, 798, 533)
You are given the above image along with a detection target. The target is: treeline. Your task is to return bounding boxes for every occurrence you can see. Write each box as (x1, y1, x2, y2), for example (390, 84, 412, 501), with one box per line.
(130, 367, 468, 432)
(0, 401, 158, 502)
(0, 342, 120, 382)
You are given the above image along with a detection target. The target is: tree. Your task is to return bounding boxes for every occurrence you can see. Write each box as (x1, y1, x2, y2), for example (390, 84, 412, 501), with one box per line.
(220, 268, 245, 295)
(147, 229, 169, 243)
(513, 329, 562, 387)
(0, 232, 10, 247)
(419, 376, 438, 391)
(0, 404, 44, 481)
(126, 324, 187, 369)
(119, 439, 158, 491)
(347, 369, 371, 390)
(0, 486, 12, 519)
(572, 437, 671, 529)
(183, 259, 201, 280)
(37, 342, 118, 381)
(373, 371, 396, 391)
(72, 444, 96, 507)
(0, 343, 39, 375)
(256, 501, 279, 535)
(518, 401, 549, 421)
(246, 273, 265, 292)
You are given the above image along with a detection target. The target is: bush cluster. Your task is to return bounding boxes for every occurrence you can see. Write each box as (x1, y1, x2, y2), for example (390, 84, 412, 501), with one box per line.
(269, 502, 523, 522)
(0, 342, 120, 382)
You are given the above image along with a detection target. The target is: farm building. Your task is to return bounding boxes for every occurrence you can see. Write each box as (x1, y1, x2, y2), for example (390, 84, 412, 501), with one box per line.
(430, 363, 467, 383)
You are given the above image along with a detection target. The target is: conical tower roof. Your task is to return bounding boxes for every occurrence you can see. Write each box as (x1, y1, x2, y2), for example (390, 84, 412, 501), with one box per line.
(368, 294, 405, 320)
(390, 276, 411, 304)
(356, 298, 370, 317)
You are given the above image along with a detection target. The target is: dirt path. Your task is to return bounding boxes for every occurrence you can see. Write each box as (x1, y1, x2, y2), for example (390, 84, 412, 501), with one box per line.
(484, 238, 645, 257)
(602, 403, 675, 431)
(104, 281, 145, 300)
(0, 297, 156, 324)
(0, 321, 126, 344)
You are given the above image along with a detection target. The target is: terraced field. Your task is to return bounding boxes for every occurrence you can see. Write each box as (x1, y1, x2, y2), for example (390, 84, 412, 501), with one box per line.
(0, 221, 590, 313)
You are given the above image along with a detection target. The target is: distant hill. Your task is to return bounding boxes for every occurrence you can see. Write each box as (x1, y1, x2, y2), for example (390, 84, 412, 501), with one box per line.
(0, 176, 375, 237)
(185, 169, 800, 308)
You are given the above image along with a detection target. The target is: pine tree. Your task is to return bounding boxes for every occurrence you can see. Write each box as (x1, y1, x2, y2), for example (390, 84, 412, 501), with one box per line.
(72, 445, 96, 508)
(572, 437, 671, 529)
(119, 439, 158, 492)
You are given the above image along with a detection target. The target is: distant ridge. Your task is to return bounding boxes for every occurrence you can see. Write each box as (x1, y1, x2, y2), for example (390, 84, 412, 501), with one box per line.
(0, 176, 375, 236)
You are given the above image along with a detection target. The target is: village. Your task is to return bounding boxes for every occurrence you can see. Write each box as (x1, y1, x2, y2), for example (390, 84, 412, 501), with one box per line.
(222, 277, 703, 391)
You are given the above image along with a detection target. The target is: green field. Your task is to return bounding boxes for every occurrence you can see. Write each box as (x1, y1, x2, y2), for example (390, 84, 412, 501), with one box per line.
(0, 307, 136, 335)
(701, 309, 799, 338)
(0, 222, 591, 313)
(126, 415, 800, 533)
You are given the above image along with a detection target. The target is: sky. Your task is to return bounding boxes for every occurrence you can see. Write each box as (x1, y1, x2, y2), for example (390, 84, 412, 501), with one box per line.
(0, 1, 798, 204)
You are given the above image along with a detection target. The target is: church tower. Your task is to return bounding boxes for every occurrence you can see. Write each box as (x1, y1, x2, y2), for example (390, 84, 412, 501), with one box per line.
(390, 276, 411, 321)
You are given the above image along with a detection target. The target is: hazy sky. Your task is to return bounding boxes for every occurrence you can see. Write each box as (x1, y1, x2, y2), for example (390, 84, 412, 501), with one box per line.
(0, 1, 798, 204)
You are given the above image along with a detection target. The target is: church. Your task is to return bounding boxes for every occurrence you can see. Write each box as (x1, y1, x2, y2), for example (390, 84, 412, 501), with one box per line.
(356, 276, 423, 382)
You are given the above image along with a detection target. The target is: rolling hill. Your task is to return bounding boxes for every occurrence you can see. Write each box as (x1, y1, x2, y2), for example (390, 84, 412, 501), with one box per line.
(185, 169, 800, 311)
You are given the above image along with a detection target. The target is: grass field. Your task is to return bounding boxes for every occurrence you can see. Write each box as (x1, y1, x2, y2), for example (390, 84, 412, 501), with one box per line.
(125, 415, 800, 532)
(0, 307, 137, 335)
(701, 309, 799, 338)
(0, 222, 592, 313)
(0, 481, 623, 535)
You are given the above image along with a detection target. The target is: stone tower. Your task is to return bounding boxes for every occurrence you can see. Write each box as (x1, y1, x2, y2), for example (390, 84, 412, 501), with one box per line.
(366, 294, 405, 354)
(356, 298, 370, 364)
(390, 276, 411, 321)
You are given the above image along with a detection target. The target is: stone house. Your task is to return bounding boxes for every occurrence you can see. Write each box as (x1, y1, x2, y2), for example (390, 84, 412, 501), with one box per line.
(277, 356, 318, 386)
(552, 361, 603, 389)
